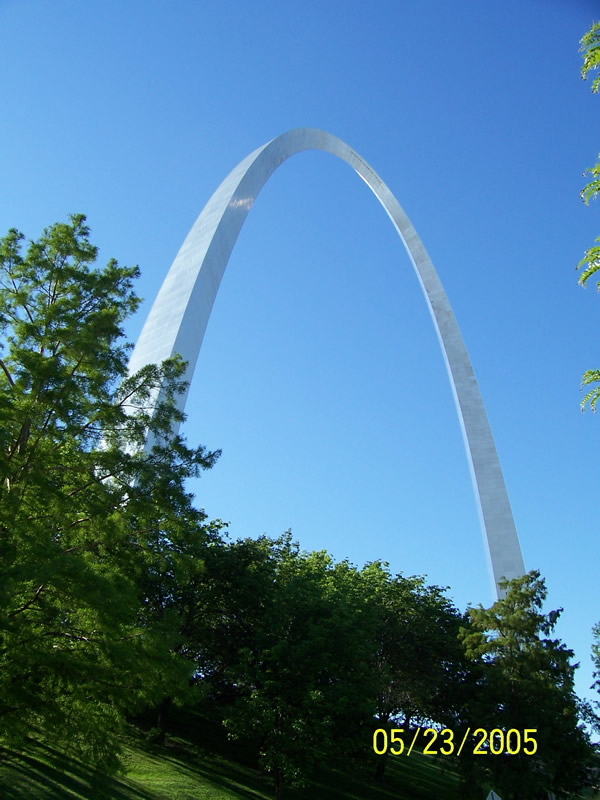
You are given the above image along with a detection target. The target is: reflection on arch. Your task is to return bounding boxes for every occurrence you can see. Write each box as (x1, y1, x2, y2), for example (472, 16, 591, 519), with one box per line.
(128, 128, 524, 599)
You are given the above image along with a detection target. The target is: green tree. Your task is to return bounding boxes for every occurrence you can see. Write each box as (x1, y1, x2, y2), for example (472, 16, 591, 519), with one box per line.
(360, 561, 468, 781)
(362, 563, 466, 728)
(189, 534, 376, 799)
(578, 22, 600, 410)
(458, 571, 593, 799)
(0, 215, 221, 769)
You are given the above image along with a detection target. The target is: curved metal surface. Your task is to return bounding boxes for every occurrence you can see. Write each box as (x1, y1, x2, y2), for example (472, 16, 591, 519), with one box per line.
(128, 127, 525, 599)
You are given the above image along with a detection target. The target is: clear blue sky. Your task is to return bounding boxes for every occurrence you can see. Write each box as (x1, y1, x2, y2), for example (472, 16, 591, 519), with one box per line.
(1, 0, 599, 704)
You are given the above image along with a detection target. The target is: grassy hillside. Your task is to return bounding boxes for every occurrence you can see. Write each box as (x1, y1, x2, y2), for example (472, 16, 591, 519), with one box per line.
(0, 712, 463, 800)
(1, 711, 598, 799)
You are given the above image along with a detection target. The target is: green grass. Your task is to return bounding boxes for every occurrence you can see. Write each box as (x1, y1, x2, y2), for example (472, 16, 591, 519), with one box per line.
(0, 741, 461, 800)
(0, 713, 596, 800)
(0, 711, 464, 800)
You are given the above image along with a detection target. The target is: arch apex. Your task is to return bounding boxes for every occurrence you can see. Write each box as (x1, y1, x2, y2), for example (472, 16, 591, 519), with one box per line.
(128, 129, 525, 600)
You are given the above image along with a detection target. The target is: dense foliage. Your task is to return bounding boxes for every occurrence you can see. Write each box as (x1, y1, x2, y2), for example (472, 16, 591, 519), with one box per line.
(459, 572, 593, 798)
(0, 215, 222, 768)
(0, 216, 594, 797)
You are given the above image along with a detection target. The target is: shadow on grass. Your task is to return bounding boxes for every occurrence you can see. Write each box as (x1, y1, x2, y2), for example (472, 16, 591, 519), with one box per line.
(283, 753, 460, 800)
(0, 713, 463, 800)
(130, 704, 463, 800)
(148, 734, 461, 800)
(0, 742, 157, 800)
(137, 737, 273, 800)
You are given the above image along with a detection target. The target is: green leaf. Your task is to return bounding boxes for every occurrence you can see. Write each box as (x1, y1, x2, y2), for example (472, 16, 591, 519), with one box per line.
(581, 369, 600, 411)
(580, 21, 600, 93)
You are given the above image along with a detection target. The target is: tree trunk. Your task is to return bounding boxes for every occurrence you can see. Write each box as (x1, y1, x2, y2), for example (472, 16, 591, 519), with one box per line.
(274, 766, 282, 800)
(375, 751, 388, 782)
(374, 713, 390, 782)
(156, 696, 172, 744)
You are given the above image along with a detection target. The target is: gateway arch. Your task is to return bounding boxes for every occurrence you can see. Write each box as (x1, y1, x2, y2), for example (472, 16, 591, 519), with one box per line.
(128, 127, 525, 599)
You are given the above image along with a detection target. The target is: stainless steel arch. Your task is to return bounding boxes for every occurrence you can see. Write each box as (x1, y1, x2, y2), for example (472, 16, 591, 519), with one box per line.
(128, 127, 525, 599)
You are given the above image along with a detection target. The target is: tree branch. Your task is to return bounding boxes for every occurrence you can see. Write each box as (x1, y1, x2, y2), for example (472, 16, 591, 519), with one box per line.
(8, 584, 46, 619)
(0, 358, 15, 387)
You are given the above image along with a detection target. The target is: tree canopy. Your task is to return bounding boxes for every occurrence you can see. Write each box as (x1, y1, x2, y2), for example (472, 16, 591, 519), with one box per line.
(0, 214, 221, 768)
(459, 571, 593, 799)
